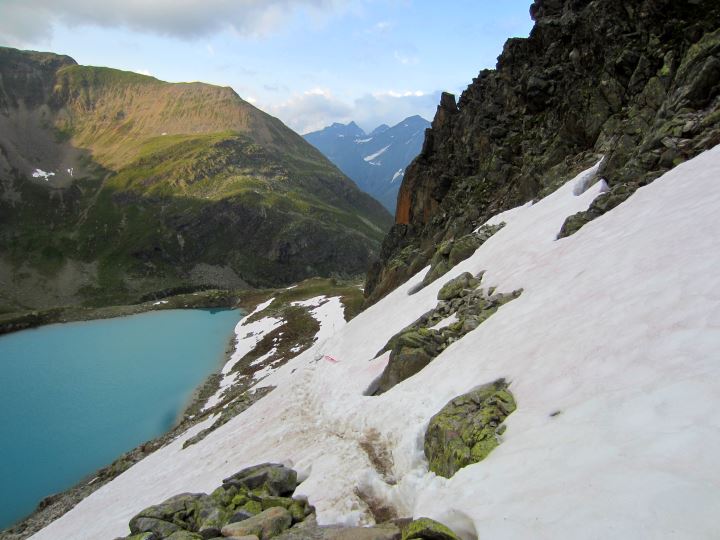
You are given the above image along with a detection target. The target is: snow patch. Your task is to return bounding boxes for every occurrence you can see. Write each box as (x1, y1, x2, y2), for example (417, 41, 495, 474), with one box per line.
(31, 169, 55, 181)
(201, 298, 281, 411)
(364, 145, 391, 163)
(430, 313, 458, 331)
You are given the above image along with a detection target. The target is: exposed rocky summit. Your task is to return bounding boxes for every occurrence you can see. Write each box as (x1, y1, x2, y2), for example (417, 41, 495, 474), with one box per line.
(365, 0, 720, 304)
(0, 47, 392, 312)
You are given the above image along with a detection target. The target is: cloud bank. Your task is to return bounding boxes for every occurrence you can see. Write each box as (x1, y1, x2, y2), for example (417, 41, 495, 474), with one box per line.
(0, 0, 342, 45)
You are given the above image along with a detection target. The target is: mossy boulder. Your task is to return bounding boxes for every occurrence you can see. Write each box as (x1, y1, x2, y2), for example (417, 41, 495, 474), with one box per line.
(128, 516, 184, 538)
(115, 533, 160, 540)
(425, 379, 516, 478)
(373, 329, 442, 395)
(437, 273, 477, 301)
(223, 464, 297, 496)
(220, 507, 292, 540)
(448, 235, 482, 267)
(129, 492, 208, 536)
(420, 224, 504, 290)
(558, 183, 638, 238)
(165, 532, 203, 540)
(402, 518, 461, 540)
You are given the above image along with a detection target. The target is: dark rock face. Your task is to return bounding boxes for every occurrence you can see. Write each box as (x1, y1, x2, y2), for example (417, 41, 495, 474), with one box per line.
(365, 0, 720, 304)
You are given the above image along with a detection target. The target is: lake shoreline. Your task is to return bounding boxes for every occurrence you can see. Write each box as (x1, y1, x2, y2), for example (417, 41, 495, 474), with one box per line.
(0, 289, 245, 337)
(0, 305, 252, 540)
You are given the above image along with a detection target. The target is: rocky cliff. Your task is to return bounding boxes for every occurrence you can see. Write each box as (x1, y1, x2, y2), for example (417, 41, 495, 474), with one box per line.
(365, 0, 720, 304)
(0, 47, 392, 312)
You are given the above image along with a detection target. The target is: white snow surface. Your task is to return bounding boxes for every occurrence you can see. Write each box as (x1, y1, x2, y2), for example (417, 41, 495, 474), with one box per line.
(363, 145, 391, 163)
(31, 168, 55, 180)
(290, 295, 347, 349)
(202, 299, 282, 410)
(429, 313, 458, 331)
(32, 147, 720, 539)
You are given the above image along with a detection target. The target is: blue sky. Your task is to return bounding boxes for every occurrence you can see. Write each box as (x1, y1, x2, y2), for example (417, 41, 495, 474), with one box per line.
(0, 0, 533, 133)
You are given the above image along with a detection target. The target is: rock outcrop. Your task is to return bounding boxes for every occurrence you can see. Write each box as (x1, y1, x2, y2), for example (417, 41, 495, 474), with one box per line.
(115, 463, 310, 540)
(365, 0, 720, 304)
(112, 463, 462, 540)
(425, 380, 516, 478)
(369, 272, 521, 395)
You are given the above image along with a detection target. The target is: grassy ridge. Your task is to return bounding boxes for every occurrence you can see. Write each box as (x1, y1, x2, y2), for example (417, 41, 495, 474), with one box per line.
(0, 49, 392, 313)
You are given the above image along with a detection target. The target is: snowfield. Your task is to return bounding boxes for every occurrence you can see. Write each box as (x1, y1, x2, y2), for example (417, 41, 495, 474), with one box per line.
(32, 146, 720, 539)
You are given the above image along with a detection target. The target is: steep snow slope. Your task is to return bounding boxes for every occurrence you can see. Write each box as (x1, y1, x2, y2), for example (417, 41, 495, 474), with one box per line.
(32, 146, 720, 539)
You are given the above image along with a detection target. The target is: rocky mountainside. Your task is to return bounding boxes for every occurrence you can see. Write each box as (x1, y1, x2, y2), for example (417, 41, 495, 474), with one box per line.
(0, 47, 392, 312)
(304, 116, 430, 213)
(365, 0, 720, 304)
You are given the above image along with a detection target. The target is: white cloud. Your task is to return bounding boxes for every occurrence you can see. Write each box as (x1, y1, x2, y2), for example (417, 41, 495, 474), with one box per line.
(133, 68, 153, 76)
(369, 20, 393, 33)
(264, 87, 442, 134)
(393, 50, 419, 65)
(0, 0, 346, 46)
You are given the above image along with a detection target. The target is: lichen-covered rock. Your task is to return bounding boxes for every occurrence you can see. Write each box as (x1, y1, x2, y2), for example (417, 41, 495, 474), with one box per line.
(128, 516, 184, 538)
(114, 533, 160, 540)
(373, 329, 442, 395)
(372, 284, 521, 395)
(260, 496, 295, 511)
(165, 531, 204, 540)
(273, 515, 401, 540)
(223, 464, 297, 497)
(195, 497, 231, 538)
(437, 273, 478, 301)
(401, 518, 460, 540)
(425, 379, 516, 478)
(220, 507, 292, 540)
(557, 182, 638, 238)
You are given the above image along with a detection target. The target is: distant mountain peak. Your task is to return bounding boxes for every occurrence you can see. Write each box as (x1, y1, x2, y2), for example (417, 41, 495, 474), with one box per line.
(304, 115, 431, 213)
(370, 124, 391, 137)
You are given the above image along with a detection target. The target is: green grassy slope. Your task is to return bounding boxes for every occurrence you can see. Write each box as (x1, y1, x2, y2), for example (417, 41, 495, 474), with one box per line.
(0, 47, 392, 312)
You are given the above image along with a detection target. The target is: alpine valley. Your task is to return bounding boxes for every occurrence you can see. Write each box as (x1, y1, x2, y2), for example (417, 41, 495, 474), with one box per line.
(303, 116, 430, 214)
(0, 47, 392, 314)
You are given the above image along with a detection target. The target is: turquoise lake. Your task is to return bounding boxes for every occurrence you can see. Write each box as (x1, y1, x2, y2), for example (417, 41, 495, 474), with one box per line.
(0, 308, 242, 530)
